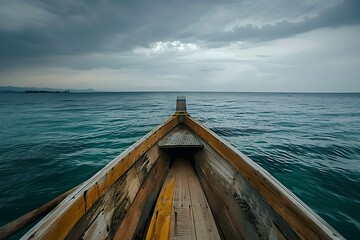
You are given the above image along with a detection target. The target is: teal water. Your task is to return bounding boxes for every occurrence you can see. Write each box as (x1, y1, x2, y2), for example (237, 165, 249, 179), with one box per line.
(0, 92, 359, 239)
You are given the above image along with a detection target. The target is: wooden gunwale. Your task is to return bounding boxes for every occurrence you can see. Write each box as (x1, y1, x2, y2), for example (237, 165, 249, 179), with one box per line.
(21, 116, 179, 240)
(184, 116, 343, 240)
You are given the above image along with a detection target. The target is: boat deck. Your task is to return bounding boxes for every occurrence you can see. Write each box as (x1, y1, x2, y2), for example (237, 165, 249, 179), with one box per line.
(159, 126, 203, 149)
(145, 158, 221, 240)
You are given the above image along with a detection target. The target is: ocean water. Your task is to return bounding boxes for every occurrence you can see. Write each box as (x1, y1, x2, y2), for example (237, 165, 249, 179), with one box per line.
(0, 92, 359, 239)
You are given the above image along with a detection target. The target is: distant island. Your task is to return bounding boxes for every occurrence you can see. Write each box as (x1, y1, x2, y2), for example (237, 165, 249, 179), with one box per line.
(0, 86, 96, 93)
(25, 90, 71, 93)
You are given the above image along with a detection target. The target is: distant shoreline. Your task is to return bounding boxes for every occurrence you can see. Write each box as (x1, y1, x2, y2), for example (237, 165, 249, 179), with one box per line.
(0, 86, 359, 94)
(0, 86, 95, 93)
(24, 90, 71, 93)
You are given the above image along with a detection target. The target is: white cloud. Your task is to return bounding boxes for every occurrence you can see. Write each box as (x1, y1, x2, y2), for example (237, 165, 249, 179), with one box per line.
(158, 75, 188, 79)
(134, 41, 200, 55)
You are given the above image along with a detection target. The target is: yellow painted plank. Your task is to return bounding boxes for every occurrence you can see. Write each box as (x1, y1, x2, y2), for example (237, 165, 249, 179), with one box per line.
(145, 177, 175, 240)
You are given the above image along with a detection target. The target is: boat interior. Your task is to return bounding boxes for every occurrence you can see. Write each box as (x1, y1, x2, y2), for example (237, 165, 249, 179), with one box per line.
(23, 97, 341, 240)
(64, 124, 300, 240)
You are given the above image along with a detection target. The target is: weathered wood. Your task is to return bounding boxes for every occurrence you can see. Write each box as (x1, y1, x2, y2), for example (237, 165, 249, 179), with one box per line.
(144, 158, 221, 240)
(22, 116, 179, 240)
(159, 125, 203, 149)
(169, 159, 196, 240)
(231, 164, 300, 240)
(113, 152, 170, 239)
(64, 142, 163, 239)
(0, 186, 77, 240)
(176, 96, 187, 113)
(194, 150, 260, 240)
(185, 159, 221, 240)
(185, 116, 343, 240)
(145, 176, 175, 240)
(269, 223, 287, 240)
(192, 131, 301, 240)
(168, 158, 220, 240)
(82, 211, 108, 240)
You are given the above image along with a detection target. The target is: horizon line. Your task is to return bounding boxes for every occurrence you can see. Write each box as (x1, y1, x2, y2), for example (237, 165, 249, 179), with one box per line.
(1, 86, 359, 94)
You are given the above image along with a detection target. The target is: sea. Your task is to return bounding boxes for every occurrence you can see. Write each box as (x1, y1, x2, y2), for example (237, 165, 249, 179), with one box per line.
(0, 92, 359, 239)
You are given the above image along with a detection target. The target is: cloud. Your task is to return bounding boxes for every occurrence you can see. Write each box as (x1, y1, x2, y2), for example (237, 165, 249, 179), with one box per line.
(208, 0, 360, 42)
(0, 0, 359, 92)
(1, 0, 355, 63)
(134, 41, 200, 55)
(158, 75, 189, 79)
(0, 0, 57, 31)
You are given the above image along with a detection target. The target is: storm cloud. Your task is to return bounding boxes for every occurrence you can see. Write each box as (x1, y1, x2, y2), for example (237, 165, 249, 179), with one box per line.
(210, 0, 360, 42)
(0, 0, 359, 91)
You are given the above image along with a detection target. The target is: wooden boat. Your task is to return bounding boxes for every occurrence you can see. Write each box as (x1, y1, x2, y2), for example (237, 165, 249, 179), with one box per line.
(20, 96, 343, 240)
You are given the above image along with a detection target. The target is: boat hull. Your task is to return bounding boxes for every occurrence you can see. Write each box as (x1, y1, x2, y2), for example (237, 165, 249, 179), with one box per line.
(21, 113, 343, 240)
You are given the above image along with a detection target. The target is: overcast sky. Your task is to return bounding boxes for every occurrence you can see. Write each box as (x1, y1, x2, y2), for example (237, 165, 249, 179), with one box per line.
(1, 0, 360, 92)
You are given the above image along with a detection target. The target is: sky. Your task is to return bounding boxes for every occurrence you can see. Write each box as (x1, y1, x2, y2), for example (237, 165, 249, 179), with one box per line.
(0, 0, 360, 92)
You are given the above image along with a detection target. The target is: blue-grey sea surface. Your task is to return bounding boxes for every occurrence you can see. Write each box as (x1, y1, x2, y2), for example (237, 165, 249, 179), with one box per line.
(0, 92, 359, 239)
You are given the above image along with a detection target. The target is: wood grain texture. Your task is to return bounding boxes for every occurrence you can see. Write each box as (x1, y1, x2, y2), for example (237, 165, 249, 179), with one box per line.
(64, 142, 163, 239)
(194, 145, 301, 240)
(159, 125, 203, 149)
(269, 223, 287, 240)
(145, 176, 175, 240)
(169, 159, 196, 240)
(144, 158, 220, 240)
(194, 149, 260, 240)
(185, 116, 344, 240)
(184, 159, 221, 240)
(82, 211, 108, 240)
(113, 152, 171, 240)
(168, 158, 220, 240)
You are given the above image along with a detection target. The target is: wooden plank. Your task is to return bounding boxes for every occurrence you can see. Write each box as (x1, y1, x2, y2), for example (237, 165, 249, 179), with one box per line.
(176, 96, 187, 113)
(64, 142, 163, 239)
(269, 223, 287, 240)
(159, 126, 203, 149)
(114, 153, 170, 239)
(82, 211, 108, 240)
(185, 159, 221, 240)
(168, 158, 220, 240)
(145, 158, 221, 240)
(194, 152, 260, 240)
(193, 133, 301, 240)
(169, 159, 196, 240)
(197, 144, 272, 239)
(145, 177, 175, 240)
